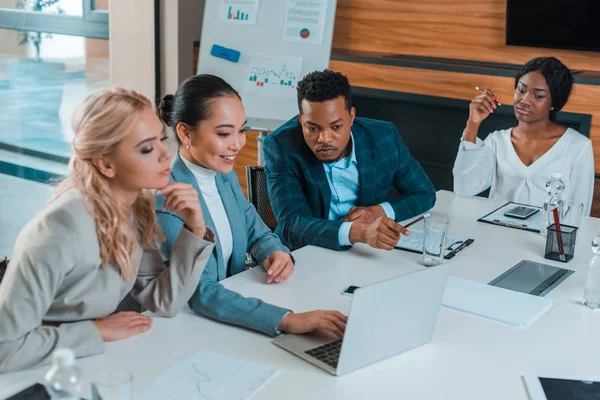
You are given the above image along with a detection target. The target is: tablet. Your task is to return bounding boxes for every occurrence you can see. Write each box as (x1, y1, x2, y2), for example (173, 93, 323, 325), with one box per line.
(488, 260, 574, 297)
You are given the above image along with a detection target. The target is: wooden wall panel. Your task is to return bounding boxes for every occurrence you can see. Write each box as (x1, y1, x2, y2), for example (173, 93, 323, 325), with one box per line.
(330, 60, 600, 171)
(332, 0, 600, 72)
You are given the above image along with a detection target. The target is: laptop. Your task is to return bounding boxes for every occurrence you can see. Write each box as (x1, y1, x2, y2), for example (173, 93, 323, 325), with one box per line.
(272, 263, 451, 376)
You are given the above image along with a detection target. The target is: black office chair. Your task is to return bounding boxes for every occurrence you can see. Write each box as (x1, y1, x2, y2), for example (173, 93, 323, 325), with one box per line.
(591, 173, 600, 218)
(246, 166, 278, 231)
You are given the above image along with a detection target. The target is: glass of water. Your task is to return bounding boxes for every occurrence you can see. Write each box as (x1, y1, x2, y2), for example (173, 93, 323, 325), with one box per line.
(92, 368, 133, 400)
(422, 216, 449, 267)
(562, 200, 584, 228)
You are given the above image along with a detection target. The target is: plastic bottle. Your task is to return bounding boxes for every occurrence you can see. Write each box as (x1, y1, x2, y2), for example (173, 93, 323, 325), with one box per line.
(44, 348, 84, 400)
(540, 172, 565, 237)
(584, 230, 600, 309)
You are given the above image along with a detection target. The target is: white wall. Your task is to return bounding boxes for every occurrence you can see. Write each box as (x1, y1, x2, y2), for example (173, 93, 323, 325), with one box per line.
(109, 0, 156, 102)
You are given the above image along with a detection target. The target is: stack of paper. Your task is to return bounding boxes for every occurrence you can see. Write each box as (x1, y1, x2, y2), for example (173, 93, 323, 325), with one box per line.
(442, 277, 553, 327)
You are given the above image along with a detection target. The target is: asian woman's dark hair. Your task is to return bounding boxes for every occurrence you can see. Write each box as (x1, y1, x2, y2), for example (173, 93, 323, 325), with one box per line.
(158, 74, 241, 143)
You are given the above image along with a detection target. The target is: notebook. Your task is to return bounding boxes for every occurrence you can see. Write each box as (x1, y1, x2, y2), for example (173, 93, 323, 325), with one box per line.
(442, 277, 553, 327)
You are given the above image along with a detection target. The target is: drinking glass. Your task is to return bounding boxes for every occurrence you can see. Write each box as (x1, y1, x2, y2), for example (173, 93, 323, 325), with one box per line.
(422, 216, 449, 267)
(92, 368, 133, 400)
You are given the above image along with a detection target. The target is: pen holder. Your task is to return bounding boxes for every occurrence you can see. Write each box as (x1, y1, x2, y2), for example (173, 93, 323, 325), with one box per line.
(544, 224, 578, 263)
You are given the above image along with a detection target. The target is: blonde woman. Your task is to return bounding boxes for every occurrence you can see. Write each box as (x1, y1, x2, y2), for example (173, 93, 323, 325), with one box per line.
(0, 87, 214, 372)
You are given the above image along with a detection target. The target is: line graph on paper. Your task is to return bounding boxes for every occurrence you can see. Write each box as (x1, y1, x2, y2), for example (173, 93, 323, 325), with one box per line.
(134, 351, 279, 400)
(244, 55, 303, 99)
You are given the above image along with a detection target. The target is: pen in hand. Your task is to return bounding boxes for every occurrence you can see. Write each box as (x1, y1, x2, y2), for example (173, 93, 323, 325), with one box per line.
(475, 86, 502, 106)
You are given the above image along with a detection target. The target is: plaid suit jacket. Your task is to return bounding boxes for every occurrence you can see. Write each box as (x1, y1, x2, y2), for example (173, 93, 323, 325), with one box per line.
(264, 116, 436, 251)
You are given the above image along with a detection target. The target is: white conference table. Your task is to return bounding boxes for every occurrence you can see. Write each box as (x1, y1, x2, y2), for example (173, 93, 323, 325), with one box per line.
(2, 190, 600, 400)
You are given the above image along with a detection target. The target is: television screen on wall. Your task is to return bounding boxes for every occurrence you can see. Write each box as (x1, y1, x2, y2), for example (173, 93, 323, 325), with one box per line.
(506, 0, 600, 53)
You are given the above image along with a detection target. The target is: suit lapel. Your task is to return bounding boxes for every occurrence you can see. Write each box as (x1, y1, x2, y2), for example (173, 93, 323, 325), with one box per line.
(215, 175, 245, 276)
(353, 125, 377, 205)
(308, 156, 332, 218)
(171, 155, 224, 278)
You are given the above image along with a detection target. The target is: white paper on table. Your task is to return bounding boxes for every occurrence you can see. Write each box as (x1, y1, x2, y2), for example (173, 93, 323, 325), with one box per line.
(282, 0, 328, 45)
(243, 54, 303, 99)
(219, 0, 259, 24)
(442, 277, 553, 328)
(134, 351, 279, 400)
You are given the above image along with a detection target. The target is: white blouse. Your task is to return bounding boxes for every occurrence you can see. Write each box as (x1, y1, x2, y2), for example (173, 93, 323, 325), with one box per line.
(180, 155, 233, 266)
(453, 127, 594, 215)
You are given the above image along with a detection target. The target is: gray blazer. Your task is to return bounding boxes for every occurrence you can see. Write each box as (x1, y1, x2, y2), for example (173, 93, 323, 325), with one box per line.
(156, 155, 291, 336)
(0, 189, 214, 372)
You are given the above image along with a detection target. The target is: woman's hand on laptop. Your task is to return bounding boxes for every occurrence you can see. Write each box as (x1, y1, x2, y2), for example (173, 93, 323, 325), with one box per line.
(278, 310, 348, 339)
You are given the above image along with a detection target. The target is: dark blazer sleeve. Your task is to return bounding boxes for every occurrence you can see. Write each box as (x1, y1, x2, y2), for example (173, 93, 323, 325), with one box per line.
(387, 125, 436, 220)
(264, 134, 347, 251)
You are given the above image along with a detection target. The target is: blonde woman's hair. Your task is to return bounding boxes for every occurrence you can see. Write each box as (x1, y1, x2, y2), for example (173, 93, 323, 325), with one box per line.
(53, 87, 164, 281)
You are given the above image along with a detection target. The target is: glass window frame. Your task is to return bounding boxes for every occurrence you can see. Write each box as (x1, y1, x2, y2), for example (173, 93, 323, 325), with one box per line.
(0, 0, 108, 39)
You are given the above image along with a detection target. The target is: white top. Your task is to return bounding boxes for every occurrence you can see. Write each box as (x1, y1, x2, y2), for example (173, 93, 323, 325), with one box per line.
(453, 127, 594, 215)
(181, 155, 233, 267)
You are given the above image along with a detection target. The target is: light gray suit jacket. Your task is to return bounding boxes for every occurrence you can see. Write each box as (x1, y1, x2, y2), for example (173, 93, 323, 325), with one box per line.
(0, 189, 214, 372)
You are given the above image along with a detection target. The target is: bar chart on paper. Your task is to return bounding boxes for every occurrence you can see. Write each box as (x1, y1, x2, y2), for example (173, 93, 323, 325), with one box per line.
(219, 0, 258, 24)
(244, 55, 303, 99)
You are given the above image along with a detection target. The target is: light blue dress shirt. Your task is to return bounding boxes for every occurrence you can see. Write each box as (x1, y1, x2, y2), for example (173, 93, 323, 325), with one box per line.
(323, 133, 395, 246)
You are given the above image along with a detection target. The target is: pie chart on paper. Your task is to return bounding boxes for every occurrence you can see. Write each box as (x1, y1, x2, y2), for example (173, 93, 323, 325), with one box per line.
(300, 28, 310, 39)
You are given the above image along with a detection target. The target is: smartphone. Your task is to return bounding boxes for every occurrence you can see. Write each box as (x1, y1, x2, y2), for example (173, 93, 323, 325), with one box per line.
(6, 383, 51, 400)
(504, 206, 539, 220)
(341, 285, 361, 296)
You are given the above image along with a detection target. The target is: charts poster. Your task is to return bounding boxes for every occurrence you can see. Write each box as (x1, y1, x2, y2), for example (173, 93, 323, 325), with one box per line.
(282, 0, 328, 45)
(244, 55, 303, 99)
(219, 0, 259, 24)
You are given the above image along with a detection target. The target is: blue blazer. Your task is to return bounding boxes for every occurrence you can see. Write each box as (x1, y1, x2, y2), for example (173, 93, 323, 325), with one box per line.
(156, 155, 290, 336)
(264, 116, 436, 251)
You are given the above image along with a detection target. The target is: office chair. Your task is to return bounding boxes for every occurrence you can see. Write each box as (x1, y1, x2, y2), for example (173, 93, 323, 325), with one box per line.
(246, 166, 278, 231)
(592, 173, 600, 218)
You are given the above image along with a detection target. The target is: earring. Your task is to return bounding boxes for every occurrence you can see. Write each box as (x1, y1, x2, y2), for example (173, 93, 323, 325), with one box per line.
(186, 144, 190, 151)
(550, 107, 554, 111)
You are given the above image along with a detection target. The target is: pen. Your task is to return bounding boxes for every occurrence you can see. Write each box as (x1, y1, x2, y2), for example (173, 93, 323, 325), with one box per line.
(492, 219, 527, 229)
(553, 208, 566, 261)
(404, 213, 430, 229)
(475, 86, 502, 106)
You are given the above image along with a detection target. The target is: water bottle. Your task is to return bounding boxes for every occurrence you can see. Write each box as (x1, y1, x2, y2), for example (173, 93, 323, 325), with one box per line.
(44, 348, 84, 400)
(584, 230, 600, 309)
(540, 172, 565, 237)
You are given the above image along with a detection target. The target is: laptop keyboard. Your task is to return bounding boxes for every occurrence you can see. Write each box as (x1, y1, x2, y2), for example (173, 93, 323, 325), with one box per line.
(304, 340, 342, 369)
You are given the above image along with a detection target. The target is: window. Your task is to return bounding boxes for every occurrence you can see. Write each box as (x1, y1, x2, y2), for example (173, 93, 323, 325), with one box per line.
(0, 0, 109, 159)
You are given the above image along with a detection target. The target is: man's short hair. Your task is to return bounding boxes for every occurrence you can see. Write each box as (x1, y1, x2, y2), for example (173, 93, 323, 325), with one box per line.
(296, 69, 352, 113)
